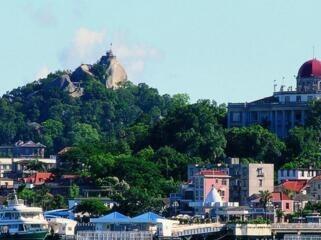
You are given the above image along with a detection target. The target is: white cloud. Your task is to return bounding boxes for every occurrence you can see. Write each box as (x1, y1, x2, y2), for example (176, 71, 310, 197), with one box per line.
(60, 28, 162, 81)
(35, 66, 50, 80)
(60, 27, 107, 69)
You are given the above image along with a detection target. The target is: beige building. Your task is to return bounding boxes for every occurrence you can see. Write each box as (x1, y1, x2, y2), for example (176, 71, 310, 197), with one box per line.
(229, 160, 274, 205)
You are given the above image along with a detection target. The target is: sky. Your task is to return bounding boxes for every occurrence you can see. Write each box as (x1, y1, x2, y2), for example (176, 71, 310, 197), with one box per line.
(0, 0, 320, 104)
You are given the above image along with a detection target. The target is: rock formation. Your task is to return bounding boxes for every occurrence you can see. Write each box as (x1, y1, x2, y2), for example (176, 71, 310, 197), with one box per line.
(99, 50, 128, 89)
(49, 74, 83, 97)
(70, 64, 95, 83)
(46, 48, 128, 97)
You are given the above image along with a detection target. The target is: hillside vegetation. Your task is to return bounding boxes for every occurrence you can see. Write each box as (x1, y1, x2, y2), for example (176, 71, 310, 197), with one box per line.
(3, 53, 321, 214)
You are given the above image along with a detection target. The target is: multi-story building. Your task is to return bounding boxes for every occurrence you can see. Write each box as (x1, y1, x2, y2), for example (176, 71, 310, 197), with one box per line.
(0, 141, 56, 179)
(170, 166, 230, 215)
(190, 169, 230, 214)
(192, 170, 230, 203)
(228, 58, 321, 137)
(229, 160, 274, 205)
(0, 140, 46, 158)
(277, 168, 321, 184)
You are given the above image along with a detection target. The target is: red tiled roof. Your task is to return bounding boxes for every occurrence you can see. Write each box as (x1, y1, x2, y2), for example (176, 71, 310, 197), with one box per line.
(23, 172, 54, 185)
(280, 180, 307, 193)
(272, 192, 291, 201)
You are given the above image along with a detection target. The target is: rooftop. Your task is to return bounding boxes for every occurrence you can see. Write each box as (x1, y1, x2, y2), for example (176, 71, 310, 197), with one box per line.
(279, 180, 307, 193)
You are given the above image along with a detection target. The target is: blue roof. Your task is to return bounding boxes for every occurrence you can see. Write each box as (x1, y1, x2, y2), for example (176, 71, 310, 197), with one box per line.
(131, 212, 164, 223)
(91, 212, 131, 223)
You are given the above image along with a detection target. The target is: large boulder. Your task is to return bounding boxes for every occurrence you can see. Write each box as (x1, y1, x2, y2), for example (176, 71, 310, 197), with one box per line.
(99, 50, 127, 89)
(70, 64, 94, 82)
(105, 57, 127, 89)
(48, 74, 83, 97)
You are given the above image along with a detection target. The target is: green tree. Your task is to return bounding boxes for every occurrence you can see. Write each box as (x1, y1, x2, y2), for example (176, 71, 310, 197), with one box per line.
(285, 127, 321, 167)
(153, 146, 192, 181)
(18, 188, 36, 206)
(41, 119, 64, 154)
(69, 184, 80, 198)
(226, 125, 285, 165)
(75, 199, 109, 217)
(52, 194, 67, 209)
(151, 100, 226, 162)
(69, 123, 100, 146)
(306, 100, 321, 130)
(113, 188, 164, 216)
(259, 190, 272, 221)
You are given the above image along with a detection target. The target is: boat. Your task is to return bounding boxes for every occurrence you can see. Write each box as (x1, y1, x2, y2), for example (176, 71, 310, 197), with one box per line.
(0, 192, 48, 240)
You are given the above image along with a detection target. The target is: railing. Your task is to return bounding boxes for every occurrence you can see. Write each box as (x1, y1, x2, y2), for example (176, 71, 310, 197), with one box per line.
(284, 235, 321, 240)
(76, 231, 153, 240)
(272, 223, 321, 230)
(173, 226, 224, 237)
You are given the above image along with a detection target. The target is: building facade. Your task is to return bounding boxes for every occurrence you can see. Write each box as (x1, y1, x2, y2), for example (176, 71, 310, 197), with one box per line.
(229, 161, 274, 205)
(0, 140, 46, 158)
(277, 168, 321, 184)
(192, 170, 230, 203)
(228, 59, 321, 137)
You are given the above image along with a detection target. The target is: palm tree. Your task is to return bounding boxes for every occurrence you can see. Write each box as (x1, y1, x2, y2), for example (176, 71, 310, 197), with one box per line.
(259, 190, 272, 222)
(275, 208, 284, 223)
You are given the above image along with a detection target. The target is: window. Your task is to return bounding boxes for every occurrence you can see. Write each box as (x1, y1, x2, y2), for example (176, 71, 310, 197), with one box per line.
(215, 179, 219, 184)
(259, 179, 263, 187)
(222, 179, 227, 185)
(232, 112, 241, 122)
(285, 96, 290, 102)
(301, 171, 304, 177)
(296, 96, 301, 102)
(286, 203, 290, 209)
(220, 191, 225, 196)
(308, 96, 313, 101)
(257, 168, 264, 176)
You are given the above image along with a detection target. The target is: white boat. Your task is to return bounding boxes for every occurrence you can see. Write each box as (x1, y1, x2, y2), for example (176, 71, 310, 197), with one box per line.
(0, 193, 48, 240)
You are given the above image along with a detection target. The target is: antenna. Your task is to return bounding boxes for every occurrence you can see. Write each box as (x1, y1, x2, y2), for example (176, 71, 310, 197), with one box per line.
(273, 80, 277, 92)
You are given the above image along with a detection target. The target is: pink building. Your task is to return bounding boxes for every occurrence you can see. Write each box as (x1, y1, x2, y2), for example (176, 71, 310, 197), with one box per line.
(251, 191, 294, 216)
(271, 192, 293, 215)
(193, 170, 230, 203)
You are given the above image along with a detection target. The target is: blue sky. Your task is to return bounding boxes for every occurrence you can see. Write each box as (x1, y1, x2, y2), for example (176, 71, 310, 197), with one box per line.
(0, 0, 320, 103)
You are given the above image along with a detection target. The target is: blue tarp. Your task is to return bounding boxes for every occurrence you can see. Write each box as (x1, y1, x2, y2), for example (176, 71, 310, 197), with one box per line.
(131, 212, 164, 223)
(91, 212, 131, 223)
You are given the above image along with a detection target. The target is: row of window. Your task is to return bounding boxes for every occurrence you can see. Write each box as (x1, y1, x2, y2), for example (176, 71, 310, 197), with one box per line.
(279, 170, 316, 178)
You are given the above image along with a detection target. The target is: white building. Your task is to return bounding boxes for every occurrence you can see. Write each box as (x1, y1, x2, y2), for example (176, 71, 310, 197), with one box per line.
(277, 168, 321, 184)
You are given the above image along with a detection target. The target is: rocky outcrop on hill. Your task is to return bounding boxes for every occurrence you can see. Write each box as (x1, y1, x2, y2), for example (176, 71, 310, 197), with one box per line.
(70, 64, 95, 83)
(105, 56, 128, 89)
(47, 74, 83, 97)
(45, 49, 127, 97)
(98, 49, 128, 89)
